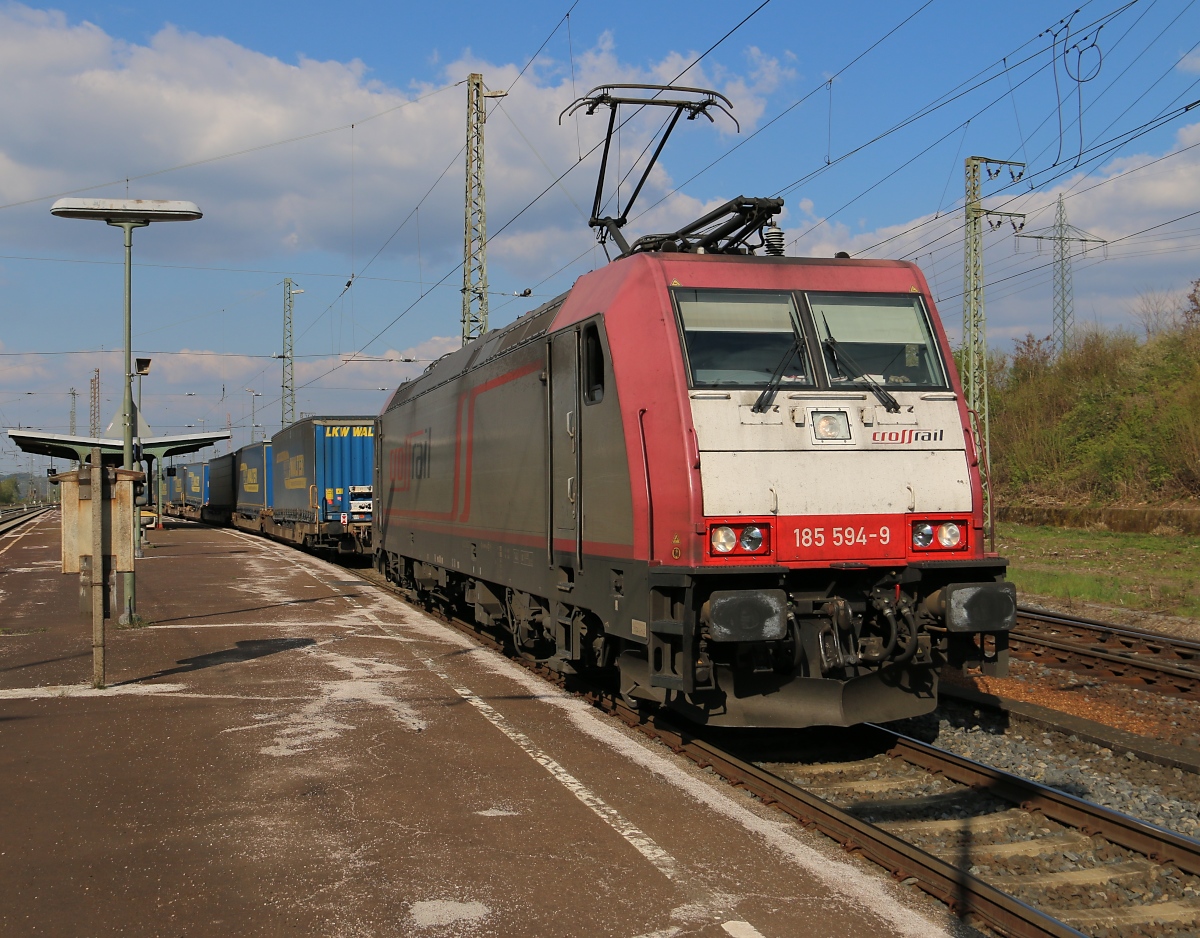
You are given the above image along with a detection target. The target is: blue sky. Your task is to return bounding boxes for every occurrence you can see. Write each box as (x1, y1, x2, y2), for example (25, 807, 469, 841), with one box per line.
(2, 0, 1199, 474)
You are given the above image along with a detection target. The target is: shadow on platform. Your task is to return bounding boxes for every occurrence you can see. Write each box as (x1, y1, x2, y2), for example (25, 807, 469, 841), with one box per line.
(121, 637, 316, 685)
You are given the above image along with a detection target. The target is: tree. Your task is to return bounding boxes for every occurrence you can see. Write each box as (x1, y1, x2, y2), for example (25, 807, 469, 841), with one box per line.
(1009, 332, 1054, 384)
(1130, 288, 1182, 338)
(1184, 278, 1200, 329)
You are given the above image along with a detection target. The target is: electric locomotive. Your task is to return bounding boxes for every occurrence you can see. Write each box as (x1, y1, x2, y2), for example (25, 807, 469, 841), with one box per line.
(372, 86, 1015, 728)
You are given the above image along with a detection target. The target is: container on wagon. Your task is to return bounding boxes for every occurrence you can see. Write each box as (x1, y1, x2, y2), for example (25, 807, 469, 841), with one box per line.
(204, 453, 236, 524)
(268, 417, 374, 551)
(235, 442, 272, 519)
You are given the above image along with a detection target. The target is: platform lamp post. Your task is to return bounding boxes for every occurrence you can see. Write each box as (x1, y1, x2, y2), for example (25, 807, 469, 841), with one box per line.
(50, 199, 202, 624)
(244, 388, 262, 443)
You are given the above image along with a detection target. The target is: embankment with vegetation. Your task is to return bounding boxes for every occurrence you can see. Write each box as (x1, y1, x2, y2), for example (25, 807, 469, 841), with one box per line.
(986, 307, 1200, 509)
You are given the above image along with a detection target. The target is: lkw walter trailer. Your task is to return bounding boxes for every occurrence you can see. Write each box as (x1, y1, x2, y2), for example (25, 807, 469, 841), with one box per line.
(265, 416, 374, 553)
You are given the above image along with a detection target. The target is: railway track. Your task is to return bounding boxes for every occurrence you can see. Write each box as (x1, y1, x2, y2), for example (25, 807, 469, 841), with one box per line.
(1009, 608, 1200, 702)
(348, 564, 1200, 938)
(0, 504, 54, 536)
(708, 725, 1200, 938)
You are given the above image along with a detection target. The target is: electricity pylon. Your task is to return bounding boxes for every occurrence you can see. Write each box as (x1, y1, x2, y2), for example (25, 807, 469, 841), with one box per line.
(1015, 193, 1106, 356)
(462, 74, 507, 345)
(963, 156, 1024, 544)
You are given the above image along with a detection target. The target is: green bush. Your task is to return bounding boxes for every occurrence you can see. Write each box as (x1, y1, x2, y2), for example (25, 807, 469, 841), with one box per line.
(989, 320, 1200, 505)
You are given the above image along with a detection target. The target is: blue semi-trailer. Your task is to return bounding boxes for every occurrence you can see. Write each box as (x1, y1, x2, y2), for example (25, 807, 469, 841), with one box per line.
(265, 416, 374, 552)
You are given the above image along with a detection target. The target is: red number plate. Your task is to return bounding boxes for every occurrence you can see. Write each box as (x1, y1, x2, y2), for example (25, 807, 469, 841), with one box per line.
(777, 514, 906, 562)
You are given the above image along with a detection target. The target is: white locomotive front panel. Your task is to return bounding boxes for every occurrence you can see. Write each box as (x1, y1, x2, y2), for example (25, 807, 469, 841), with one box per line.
(677, 286, 979, 565)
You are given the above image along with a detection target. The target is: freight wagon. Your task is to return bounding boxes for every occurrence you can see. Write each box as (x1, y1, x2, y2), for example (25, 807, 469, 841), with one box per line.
(174, 461, 207, 521)
(262, 417, 374, 553)
(162, 467, 184, 515)
(233, 442, 272, 534)
(192, 453, 236, 526)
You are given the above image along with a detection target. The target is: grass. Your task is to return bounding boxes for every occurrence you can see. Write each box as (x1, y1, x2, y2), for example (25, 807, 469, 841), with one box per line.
(996, 522, 1200, 619)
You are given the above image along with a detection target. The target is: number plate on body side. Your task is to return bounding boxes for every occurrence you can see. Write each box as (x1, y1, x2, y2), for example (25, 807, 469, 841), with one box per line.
(778, 514, 905, 562)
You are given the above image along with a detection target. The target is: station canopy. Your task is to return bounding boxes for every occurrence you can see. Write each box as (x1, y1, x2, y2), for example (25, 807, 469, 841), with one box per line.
(7, 403, 229, 465)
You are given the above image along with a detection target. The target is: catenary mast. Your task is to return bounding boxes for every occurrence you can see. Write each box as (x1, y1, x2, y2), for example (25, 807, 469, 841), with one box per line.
(962, 156, 1024, 544)
(461, 74, 507, 345)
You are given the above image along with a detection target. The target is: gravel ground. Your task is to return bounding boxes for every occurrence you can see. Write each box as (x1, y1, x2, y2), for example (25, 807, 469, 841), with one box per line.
(888, 700, 1200, 842)
(946, 659, 1200, 750)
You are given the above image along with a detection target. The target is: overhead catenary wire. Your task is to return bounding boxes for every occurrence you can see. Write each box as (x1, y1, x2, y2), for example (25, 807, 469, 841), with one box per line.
(242, 0, 777, 421)
(935, 207, 1200, 303)
(13, 0, 1195, 435)
(631, 0, 941, 223)
(851, 91, 1200, 262)
(294, 142, 466, 346)
(286, 0, 591, 367)
(460, 0, 1181, 347)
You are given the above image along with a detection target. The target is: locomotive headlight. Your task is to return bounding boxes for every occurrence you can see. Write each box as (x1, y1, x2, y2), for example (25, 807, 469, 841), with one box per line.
(936, 522, 962, 548)
(739, 525, 764, 552)
(912, 522, 934, 548)
(812, 411, 851, 441)
(711, 525, 737, 553)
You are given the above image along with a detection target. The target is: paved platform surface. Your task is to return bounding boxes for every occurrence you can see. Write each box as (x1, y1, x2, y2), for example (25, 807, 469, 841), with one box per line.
(0, 513, 970, 938)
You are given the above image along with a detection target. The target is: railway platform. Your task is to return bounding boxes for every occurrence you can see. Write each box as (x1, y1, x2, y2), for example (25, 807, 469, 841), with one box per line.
(0, 512, 968, 938)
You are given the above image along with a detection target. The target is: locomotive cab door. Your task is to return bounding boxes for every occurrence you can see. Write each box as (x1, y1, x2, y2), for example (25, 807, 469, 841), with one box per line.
(547, 329, 582, 572)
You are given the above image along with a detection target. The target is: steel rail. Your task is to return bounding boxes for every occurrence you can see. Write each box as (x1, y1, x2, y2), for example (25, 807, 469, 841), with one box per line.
(629, 714, 1088, 938)
(1009, 630, 1200, 681)
(633, 716, 1200, 936)
(876, 727, 1200, 878)
(1017, 609, 1200, 652)
(1017, 606, 1200, 660)
(1009, 608, 1200, 700)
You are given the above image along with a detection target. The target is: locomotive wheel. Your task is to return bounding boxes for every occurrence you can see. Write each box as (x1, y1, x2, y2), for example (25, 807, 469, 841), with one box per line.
(506, 588, 555, 662)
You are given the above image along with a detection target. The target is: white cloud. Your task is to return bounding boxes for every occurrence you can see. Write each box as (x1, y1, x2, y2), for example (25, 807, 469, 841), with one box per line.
(0, 6, 783, 275)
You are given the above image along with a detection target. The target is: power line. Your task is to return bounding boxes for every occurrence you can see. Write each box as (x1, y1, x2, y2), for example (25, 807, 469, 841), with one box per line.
(245, 1, 774, 419)
(937, 206, 1200, 302)
(0, 348, 435, 360)
(633, 0, 941, 222)
(855, 92, 1200, 263)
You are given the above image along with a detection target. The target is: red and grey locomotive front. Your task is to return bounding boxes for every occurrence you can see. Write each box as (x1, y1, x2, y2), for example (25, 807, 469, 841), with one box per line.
(374, 248, 1015, 729)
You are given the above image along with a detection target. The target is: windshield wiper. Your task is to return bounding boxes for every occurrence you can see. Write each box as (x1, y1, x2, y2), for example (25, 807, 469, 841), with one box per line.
(821, 323, 901, 413)
(751, 337, 803, 413)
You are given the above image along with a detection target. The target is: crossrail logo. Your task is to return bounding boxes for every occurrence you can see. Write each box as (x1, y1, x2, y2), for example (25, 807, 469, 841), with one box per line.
(392, 427, 432, 491)
(871, 429, 944, 444)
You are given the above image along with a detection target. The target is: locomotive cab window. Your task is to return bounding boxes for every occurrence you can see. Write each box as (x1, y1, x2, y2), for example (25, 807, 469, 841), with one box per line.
(583, 322, 604, 404)
(674, 289, 812, 388)
(807, 293, 949, 389)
